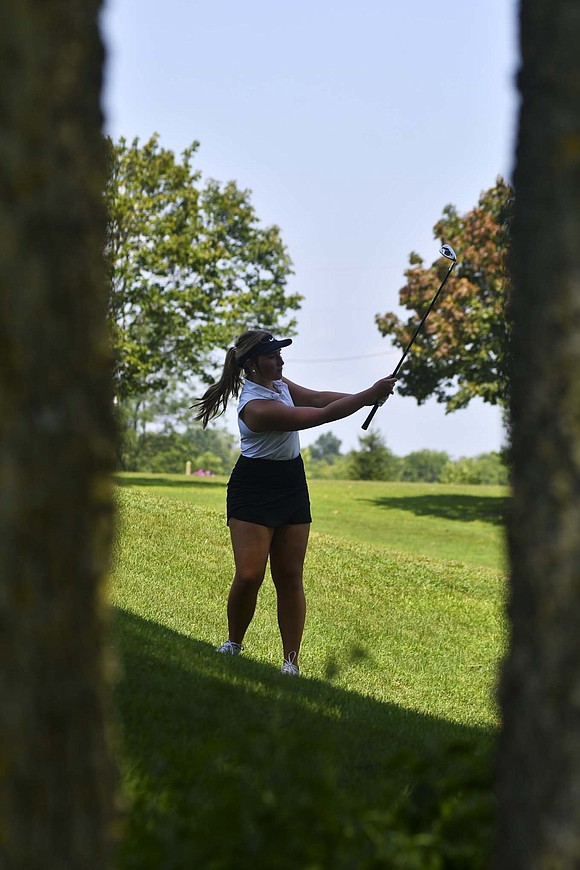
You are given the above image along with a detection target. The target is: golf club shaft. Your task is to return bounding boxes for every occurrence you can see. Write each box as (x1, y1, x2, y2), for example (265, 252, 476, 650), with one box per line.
(361, 259, 456, 430)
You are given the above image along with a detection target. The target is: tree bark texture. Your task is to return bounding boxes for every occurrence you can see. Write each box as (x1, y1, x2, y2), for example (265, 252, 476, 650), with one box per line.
(0, 2, 117, 867)
(496, 0, 580, 867)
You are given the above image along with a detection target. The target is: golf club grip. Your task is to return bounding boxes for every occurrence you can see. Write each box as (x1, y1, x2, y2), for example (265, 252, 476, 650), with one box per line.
(361, 403, 379, 430)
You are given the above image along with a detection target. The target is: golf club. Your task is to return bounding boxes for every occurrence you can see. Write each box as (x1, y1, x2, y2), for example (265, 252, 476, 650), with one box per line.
(361, 244, 457, 430)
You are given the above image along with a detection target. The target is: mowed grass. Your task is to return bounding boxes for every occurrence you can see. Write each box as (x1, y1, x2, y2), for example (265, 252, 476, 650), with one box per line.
(111, 480, 507, 867)
(115, 472, 509, 571)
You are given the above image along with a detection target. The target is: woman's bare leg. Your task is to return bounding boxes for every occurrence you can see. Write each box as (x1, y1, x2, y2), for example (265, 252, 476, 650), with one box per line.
(227, 519, 274, 645)
(269, 523, 310, 664)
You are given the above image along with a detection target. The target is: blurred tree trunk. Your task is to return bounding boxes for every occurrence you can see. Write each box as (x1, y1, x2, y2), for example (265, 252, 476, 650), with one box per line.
(496, 0, 580, 866)
(0, 2, 117, 867)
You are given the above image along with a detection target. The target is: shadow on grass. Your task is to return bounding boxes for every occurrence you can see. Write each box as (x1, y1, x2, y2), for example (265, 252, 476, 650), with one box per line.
(361, 493, 509, 525)
(113, 608, 496, 868)
(113, 474, 227, 490)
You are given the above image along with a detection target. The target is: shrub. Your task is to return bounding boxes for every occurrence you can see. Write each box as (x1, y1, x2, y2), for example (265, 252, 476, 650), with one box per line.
(440, 452, 508, 486)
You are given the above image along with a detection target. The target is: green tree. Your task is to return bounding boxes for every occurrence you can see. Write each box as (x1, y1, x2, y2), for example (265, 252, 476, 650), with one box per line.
(399, 449, 451, 483)
(440, 452, 509, 486)
(347, 432, 399, 481)
(376, 178, 513, 413)
(309, 431, 342, 462)
(192, 450, 225, 475)
(130, 429, 236, 474)
(115, 381, 196, 468)
(106, 135, 301, 399)
(115, 379, 236, 471)
(302, 447, 350, 480)
(121, 382, 194, 439)
(0, 0, 116, 864)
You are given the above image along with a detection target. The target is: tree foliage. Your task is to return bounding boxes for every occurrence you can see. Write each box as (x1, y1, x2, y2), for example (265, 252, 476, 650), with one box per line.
(106, 135, 302, 398)
(309, 432, 342, 462)
(347, 432, 399, 481)
(121, 427, 237, 475)
(115, 381, 236, 472)
(376, 178, 513, 412)
(399, 450, 451, 483)
(440, 452, 508, 486)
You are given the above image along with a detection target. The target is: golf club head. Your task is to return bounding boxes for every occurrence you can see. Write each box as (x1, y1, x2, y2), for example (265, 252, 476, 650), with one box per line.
(439, 244, 457, 262)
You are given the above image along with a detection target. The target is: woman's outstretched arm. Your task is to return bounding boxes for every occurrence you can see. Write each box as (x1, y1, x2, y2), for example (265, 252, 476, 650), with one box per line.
(282, 377, 350, 408)
(243, 376, 397, 433)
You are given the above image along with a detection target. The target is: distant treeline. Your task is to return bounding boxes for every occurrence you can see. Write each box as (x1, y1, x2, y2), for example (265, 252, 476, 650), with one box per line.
(120, 427, 508, 486)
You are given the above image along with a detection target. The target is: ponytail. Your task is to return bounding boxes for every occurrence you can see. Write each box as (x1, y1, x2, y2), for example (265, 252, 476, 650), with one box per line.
(192, 347, 244, 428)
(192, 329, 276, 428)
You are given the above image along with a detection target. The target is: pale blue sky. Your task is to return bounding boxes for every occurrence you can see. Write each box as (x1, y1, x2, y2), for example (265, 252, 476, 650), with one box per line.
(101, 0, 518, 457)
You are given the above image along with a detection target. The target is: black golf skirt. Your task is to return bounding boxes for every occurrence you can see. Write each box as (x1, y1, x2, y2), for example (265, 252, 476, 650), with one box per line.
(227, 454, 312, 527)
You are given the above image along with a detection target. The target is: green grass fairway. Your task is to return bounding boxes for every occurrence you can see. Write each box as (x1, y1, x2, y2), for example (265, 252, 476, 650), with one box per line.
(115, 472, 508, 571)
(111, 484, 506, 867)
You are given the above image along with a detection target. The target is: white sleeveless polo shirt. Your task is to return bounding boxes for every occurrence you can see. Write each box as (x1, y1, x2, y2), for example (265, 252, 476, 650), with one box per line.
(237, 379, 300, 460)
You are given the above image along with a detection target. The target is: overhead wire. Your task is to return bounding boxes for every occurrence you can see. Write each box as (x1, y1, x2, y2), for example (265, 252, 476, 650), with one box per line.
(289, 349, 398, 363)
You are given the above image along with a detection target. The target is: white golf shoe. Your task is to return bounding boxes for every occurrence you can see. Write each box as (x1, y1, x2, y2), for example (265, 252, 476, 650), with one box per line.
(215, 640, 244, 655)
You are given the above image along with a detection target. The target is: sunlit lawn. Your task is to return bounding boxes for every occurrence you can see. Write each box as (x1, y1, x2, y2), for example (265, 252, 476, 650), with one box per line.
(114, 472, 508, 571)
(111, 479, 507, 867)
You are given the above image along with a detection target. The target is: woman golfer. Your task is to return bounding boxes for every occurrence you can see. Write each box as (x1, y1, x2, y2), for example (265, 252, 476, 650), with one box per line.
(193, 329, 396, 676)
